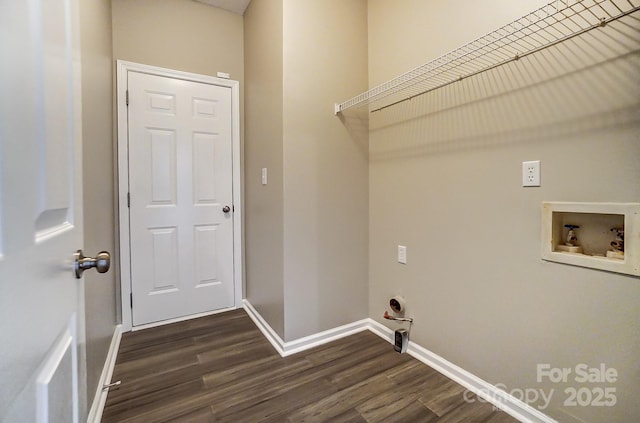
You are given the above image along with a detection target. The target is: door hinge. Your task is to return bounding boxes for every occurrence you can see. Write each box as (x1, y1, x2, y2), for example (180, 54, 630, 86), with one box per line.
(127, 192, 130, 208)
(130, 293, 133, 309)
(126, 90, 129, 106)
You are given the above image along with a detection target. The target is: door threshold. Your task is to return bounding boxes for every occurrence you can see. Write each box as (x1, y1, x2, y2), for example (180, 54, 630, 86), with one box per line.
(131, 306, 237, 332)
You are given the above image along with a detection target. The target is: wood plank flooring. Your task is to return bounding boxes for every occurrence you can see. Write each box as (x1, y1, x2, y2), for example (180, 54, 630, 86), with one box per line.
(102, 309, 519, 422)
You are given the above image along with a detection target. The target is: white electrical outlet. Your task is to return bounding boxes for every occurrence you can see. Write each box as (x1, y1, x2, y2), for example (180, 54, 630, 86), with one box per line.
(522, 160, 541, 187)
(397, 245, 407, 264)
(261, 168, 268, 185)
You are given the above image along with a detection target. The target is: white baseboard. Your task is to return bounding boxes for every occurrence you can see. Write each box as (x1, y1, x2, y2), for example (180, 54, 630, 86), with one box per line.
(242, 300, 286, 355)
(242, 300, 370, 357)
(242, 301, 555, 423)
(87, 324, 122, 423)
(364, 320, 556, 423)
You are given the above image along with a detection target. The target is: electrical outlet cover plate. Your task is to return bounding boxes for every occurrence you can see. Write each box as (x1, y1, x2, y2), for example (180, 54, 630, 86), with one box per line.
(522, 160, 541, 187)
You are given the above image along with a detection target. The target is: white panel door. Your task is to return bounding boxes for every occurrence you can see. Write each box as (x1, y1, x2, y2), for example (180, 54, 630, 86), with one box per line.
(0, 0, 86, 422)
(127, 71, 235, 326)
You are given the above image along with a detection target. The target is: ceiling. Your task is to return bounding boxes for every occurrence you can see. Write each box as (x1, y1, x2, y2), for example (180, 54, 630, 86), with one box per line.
(193, 0, 251, 15)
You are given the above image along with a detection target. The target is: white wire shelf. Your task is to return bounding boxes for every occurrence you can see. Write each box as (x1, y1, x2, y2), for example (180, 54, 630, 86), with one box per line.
(334, 0, 640, 115)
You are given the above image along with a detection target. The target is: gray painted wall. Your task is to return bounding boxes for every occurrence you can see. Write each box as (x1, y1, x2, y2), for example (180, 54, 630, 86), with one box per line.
(281, 0, 369, 341)
(79, 0, 117, 411)
(244, 0, 369, 342)
(368, 1, 640, 421)
(111, 0, 244, 83)
(244, 0, 286, 338)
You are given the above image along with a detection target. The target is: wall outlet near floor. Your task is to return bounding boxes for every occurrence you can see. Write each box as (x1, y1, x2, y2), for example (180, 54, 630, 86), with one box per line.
(522, 160, 541, 187)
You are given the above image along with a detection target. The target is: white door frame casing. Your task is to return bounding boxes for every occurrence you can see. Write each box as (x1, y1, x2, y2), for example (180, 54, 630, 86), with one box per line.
(116, 60, 243, 332)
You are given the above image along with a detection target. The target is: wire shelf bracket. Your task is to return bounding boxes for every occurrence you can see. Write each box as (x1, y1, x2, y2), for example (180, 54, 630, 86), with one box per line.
(334, 0, 640, 115)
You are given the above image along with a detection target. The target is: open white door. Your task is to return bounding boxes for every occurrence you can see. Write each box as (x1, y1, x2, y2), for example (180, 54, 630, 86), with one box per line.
(0, 0, 103, 421)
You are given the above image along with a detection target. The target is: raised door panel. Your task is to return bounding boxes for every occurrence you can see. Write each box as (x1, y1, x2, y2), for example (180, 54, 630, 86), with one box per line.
(193, 133, 217, 204)
(149, 129, 177, 205)
(194, 225, 220, 288)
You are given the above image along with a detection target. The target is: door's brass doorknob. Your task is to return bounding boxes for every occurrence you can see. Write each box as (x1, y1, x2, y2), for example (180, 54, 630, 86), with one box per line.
(222, 206, 231, 213)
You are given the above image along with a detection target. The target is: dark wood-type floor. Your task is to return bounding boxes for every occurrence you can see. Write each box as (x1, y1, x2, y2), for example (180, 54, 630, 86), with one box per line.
(102, 309, 519, 422)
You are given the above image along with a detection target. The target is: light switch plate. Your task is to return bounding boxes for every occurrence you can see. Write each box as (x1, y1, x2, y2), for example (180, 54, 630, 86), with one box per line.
(398, 245, 407, 264)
